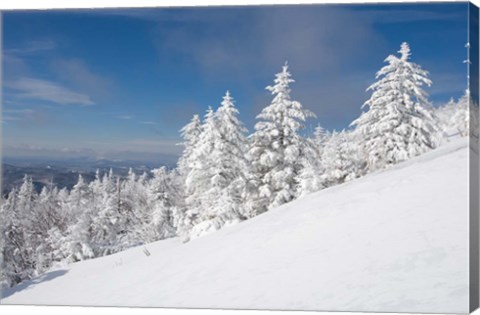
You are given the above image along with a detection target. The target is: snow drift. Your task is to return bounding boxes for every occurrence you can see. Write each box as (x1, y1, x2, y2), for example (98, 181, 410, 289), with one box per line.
(1, 138, 470, 313)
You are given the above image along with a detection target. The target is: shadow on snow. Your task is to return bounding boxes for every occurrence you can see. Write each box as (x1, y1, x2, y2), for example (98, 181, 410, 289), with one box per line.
(2, 269, 69, 300)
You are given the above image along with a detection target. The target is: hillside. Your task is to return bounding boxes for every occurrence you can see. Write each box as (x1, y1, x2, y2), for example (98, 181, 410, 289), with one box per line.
(1, 138, 470, 313)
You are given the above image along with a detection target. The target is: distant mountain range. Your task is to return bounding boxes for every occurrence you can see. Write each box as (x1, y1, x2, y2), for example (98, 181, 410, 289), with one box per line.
(1, 157, 176, 196)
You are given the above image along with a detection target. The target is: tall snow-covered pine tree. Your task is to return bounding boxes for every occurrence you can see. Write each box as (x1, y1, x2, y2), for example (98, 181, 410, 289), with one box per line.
(247, 62, 315, 216)
(186, 92, 250, 240)
(178, 114, 202, 178)
(351, 42, 439, 171)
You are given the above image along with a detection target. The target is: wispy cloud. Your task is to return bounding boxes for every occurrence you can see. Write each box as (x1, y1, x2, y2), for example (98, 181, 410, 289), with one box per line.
(4, 41, 113, 106)
(1, 108, 54, 126)
(5, 39, 56, 55)
(3, 108, 36, 122)
(1, 116, 20, 122)
(4, 53, 32, 81)
(152, 6, 384, 81)
(117, 115, 134, 120)
(50, 58, 115, 99)
(6, 77, 95, 106)
(140, 121, 156, 125)
(4, 109, 36, 116)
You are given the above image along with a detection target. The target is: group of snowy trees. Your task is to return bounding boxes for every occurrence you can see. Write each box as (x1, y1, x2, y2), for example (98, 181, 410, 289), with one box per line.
(0, 42, 474, 288)
(0, 168, 179, 288)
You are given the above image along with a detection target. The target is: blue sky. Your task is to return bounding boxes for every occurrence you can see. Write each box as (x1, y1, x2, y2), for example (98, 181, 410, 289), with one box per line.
(2, 2, 469, 162)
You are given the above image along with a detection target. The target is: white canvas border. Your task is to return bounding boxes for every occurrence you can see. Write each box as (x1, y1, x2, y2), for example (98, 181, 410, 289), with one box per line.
(0, 1, 478, 315)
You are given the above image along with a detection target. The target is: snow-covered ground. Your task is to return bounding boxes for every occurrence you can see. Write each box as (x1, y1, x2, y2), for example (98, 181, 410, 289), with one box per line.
(1, 138, 470, 313)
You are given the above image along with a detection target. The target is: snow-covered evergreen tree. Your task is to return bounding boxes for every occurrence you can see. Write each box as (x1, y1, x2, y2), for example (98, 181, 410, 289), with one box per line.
(63, 174, 95, 262)
(182, 107, 220, 231)
(45, 187, 70, 264)
(33, 184, 65, 274)
(1, 176, 39, 286)
(471, 97, 480, 141)
(435, 98, 458, 138)
(16, 176, 39, 277)
(146, 167, 177, 241)
(1, 187, 26, 287)
(435, 91, 472, 139)
(296, 125, 328, 197)
(0, 198, 6, 291)
(90, 170, 128, 255)
(67, 174, 92, 219)
(351, 42, 440, 171)
(450, 90, 470, 137)
(117, 169, 150, 246)
(187, 91, 249, 239)
(213, 91, 249, 194)
(320, 130, 364, 186)
(247, 63, 315, 216)
(178, 114, 202, 178)
(313, 125, 329, 151)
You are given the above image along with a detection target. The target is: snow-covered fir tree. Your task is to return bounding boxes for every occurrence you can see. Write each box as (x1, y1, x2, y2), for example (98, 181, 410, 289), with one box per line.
(320, 130, 364, 187)
(92, 170, 130, 255)
(63, 174, 95, 262)
(247, 62, 315, 216)
(435, 98, 458, 138)
(351, 42, 440, 171)
(187, 91, 249, 239)
(296, 125, 328, 197)
(0, 176, 52, 286)
(471, 98, 480, 141)
(435, 91, 472, 139)
(0, 203, 6, 290)
(213, 91, 249, 197)
(450, 90, 470, 137)
(182, 107, 220, 233)
(118, 169, 150, 246)
(147, 167, 178, 241)
(67, 174, 92, 220)
(33, 184, 65, 275)
(45, 187, 70, 264)
(15, 176, 39, 279)
(313, 125, 329, 151)
(178, 114, 202, 178)
(1, 187, 27, 287)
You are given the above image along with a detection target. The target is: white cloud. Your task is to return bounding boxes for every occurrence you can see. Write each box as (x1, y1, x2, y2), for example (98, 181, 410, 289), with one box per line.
(2, 116, 20, 122)
(5, 39, 56, 55)
(50, 58, 115, 99)
(117, 115, 134, 120)
(6, 77, 95, 106)
(4, 41, 113, 105)
(152, 6, 383, 80)
(2, 108, 42, 123)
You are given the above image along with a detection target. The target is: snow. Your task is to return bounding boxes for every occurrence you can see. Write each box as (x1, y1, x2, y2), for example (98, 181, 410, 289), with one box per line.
(1, 138, 470, 313)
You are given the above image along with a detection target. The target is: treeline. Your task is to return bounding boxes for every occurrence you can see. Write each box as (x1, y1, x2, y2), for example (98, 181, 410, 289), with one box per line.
(0, 42, 474, 289)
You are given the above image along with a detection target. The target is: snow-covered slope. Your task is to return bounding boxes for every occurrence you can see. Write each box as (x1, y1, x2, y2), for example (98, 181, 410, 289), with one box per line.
(1, 138, 470, 313)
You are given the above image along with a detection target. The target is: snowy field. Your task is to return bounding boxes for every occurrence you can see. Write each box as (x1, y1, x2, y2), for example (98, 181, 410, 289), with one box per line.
(1, 138, 470, 313)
